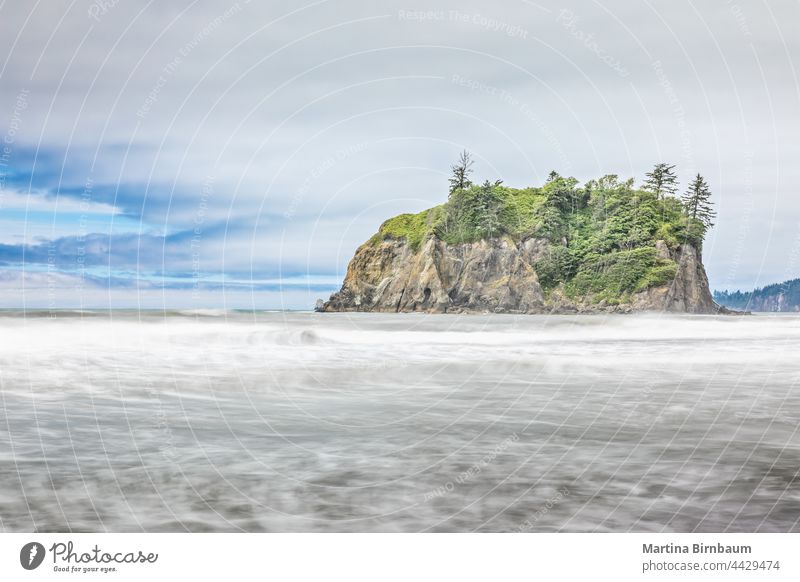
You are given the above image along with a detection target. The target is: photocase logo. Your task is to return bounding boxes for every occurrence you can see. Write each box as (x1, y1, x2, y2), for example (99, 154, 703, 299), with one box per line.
(20, 542, 46, 570)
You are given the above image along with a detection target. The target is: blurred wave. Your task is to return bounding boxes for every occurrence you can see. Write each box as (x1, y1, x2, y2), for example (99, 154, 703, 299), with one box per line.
(0, 311, 798, 532)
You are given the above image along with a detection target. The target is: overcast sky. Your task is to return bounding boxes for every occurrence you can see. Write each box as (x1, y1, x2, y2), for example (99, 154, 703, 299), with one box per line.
(0, 0, 798, 309)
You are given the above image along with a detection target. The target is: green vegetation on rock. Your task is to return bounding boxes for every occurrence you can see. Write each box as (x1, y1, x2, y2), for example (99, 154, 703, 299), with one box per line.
(370, 207, 442, 251)
(370, 164, 712, 303)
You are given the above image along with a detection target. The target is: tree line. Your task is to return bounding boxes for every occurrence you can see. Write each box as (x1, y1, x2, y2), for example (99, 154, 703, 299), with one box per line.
(447, 151, 717, 233)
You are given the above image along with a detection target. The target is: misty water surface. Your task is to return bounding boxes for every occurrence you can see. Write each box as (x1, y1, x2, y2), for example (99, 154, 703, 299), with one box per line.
(1, 311, 798, 532)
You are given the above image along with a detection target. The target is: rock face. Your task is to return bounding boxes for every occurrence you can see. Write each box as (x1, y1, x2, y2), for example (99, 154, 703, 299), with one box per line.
(628, 243, 717, 314)
(323, 235, 719, 314)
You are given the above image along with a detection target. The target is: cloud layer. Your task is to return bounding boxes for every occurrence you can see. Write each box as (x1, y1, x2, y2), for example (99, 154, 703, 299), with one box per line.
(1, 0, 798, 308)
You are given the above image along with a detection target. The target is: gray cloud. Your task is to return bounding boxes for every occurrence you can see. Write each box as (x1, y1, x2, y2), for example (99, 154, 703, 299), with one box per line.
(1, 0, 798, 307)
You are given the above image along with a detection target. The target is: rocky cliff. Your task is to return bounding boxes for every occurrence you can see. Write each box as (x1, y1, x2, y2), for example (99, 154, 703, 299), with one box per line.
(323, 174, 722, 314)
(323, 235, 717, 314)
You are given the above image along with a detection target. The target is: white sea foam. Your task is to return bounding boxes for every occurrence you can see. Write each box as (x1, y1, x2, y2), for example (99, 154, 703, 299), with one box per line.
(0, 312, 798, 531)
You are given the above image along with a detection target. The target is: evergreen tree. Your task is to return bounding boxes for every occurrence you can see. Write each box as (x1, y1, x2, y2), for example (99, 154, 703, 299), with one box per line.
(448, 150, 474, 195)
(642, 163, 678, 199)
(682, 173, 716, 230)
(476, 179, 501, 237)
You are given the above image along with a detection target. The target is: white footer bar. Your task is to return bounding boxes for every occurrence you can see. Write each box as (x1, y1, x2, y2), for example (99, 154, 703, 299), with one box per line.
(1, 533, 796, 581)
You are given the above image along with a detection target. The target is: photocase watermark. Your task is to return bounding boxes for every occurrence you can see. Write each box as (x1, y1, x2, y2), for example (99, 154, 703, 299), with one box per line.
(397, 10, 529, 39)
(51, 540, 157, 572)
(191, 175, 215, 300)
(20, 540, 159, 573)
(136, 2, 248, 119)
(423, 433, 519, 501)
(778, 223, 800, 295)
(87, 0, 122, 22)
(652, 60, 693, 167)
(72, 175, 95, 298)
(3, 88, 29, 146)
(284, 141, 370, 219)
(556, 10, 629, 78)
(451, 74, 572, 171)
(47, 241, 58, 316)
(727, 0, 753, 38)
(348, 356, 410, 371)
(452, 10, 529, 39)
(20, 542, 46, 570)
(514, 487, 570, 532)
(397, 9, 444, 22)
(0, 88, 30, 202)
(141, 377, 178, 464)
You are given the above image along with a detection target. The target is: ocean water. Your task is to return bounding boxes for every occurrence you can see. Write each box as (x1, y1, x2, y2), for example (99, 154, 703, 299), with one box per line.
(0, 310, 798, 532)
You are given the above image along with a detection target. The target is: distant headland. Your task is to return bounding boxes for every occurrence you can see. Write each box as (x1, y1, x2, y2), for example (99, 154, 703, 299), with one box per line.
(716, 278, 800, 312)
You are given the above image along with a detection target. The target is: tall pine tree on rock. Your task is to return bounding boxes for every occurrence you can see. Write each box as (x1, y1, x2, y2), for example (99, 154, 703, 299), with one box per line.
(642, 163, 678, 199)
(448, 150, 474, 196)
(682, 173, 716, 238)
